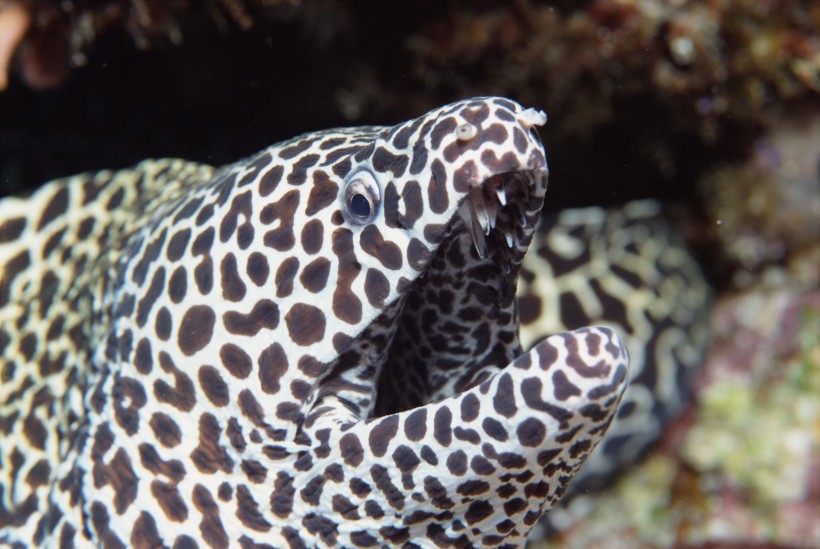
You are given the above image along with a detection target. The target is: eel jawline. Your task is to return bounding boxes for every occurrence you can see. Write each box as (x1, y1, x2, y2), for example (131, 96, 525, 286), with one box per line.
(304, 326, 629, 543)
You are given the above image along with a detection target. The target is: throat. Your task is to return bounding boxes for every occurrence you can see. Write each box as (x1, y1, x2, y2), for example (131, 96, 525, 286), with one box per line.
(374, 232, 523, 417)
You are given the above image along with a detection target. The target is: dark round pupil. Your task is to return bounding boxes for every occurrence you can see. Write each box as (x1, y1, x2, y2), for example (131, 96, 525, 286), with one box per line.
(350, 193, 371, 217)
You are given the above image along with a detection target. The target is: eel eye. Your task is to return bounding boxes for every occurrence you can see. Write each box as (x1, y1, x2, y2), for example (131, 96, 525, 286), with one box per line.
(343, 170, 380, 224)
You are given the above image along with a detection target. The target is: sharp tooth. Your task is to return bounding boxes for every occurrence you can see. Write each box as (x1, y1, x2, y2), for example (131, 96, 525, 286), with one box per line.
(457, 201, 473, 229)
(470, 193, 491, 235)
(505, 231, 514, 248)
(485, 199, 497, 233)
(459, 199, 486, 259)
(495, 187, 507, 206)
(468, 213, 487, 258)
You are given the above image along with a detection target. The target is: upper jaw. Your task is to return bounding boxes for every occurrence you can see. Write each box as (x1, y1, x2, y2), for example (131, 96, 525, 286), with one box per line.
(450, 106, 549, 265)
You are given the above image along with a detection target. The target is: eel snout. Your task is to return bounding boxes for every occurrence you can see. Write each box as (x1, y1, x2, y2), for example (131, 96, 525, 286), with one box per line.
(303, 326, 629, 545)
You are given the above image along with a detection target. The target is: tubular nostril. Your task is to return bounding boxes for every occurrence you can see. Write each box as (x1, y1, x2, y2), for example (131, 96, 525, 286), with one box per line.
(518, 108, 547, 129)
(456, 123, 478, 141)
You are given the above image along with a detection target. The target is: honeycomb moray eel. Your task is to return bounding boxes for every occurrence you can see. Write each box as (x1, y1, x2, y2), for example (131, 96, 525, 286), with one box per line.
(0, 97, 707, 547)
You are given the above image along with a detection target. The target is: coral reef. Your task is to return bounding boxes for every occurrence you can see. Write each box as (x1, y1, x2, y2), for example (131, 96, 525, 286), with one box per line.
(532, 285, 820, 548)
(0, 0, 301, 90)
(700, 108, 820, 288)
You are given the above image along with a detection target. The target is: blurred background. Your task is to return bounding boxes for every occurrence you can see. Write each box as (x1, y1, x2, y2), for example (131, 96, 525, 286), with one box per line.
(0, 1, 817, 546)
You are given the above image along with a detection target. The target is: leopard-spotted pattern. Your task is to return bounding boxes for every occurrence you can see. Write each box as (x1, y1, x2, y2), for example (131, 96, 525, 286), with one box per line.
(518, 201, 710, 529)
(0, 96, 697, 547)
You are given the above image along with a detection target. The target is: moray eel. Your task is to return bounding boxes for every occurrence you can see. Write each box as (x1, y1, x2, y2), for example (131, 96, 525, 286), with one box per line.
(0, 96, 706, 547)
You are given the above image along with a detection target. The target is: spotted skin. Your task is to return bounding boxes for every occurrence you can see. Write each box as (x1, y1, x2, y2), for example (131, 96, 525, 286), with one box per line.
(0, 97, 635, 547)
(518, 201, 711, 529)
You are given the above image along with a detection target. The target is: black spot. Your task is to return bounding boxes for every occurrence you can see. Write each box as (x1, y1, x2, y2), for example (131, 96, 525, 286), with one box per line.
(177, 305, 215, 356)
(168, 266, 188, 304)
(371, 147, 409, 178)
(305, 171, 338, 216)
(246, 252, 270, 287)
(220, 343, 253, 378)
(150, 481, 187, 522)
(194, 256, 214, 295)
(552, 370, 582, 401)
(404, 408, 427, 441)
(131, 511, 164, 548)
(464, 499, 494, 525)
(134, 338, 153, 374)
(150, 412, 182, 448)
(261, 190, 300, 252)
(154, 352, 197, 412)
(427, 159, 449, 214)
(453, 426, 481, 444)
(391, 445, 420, 476)
(275, 256, 300, 298)
(517, 293, 542, 325)
(363, 268, 389, 308)
(423, 476, 455, 509)
(190, 414, 234, 474)
(37, 186, 69, 230)
(368, 415, 399, 458)
(192, 227, 215, 256)
(359, 225, 402, 270)
(399, 180, 423, 228)
(241, 460, 269, 484)
(406, 238, 430, 271)
(302, 513, 339, 545)
(370, 464, 404, 510)
(482, 417, 508, 442)
(136, 267, 165, 328)
(408, 142, 428, 176)
(220, 191, 252, 244)
(446, 450, 468, 476)
(460, 393, 480, 422)
(223, 299, 280, 336)
(517, 417, 547, 447)
(199, 365, 230, 407)
(270, 472, 296, 518)
(259, 165, 284, 197)
(90, 501, 126, 549)
(340, 433, 364, 467)
(155, 307, 172, 341)
(113, 375, 147, 435)
(430, 116, 458, 149)
(0, 217, 26, 243)
(300, 219, 324, 254)
(173, 195, 205, 224)
(300, 258, 331, 294)
(218, 482, 233, 501)
(331, 228, 362, 325)
(166, 228, 192, 261)
(493, 372, 517, 418)
(192, 484, 229, 549)
(221, 253, 247, 302)
(433, 407, 452, 447)
(196, 203, 215, 226)
(285, 303, 326, 346)
(23, 415, 47, 449)
(258, 342, 288, 394)
(236, 484, 272, 532)
(238, 389, 266, 426)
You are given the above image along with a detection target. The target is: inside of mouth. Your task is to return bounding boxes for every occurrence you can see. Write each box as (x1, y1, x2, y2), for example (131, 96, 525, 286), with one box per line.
(456, 171, 534, 261)
(369, 169, 539, 416)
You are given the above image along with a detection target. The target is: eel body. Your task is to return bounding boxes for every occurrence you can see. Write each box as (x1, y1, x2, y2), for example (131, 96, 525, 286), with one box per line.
(0, 97, 707, 547)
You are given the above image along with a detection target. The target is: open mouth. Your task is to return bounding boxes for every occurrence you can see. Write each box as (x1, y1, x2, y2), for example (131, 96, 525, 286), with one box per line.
(289, 100, 630, 542)
(372, 166, 547, 417)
